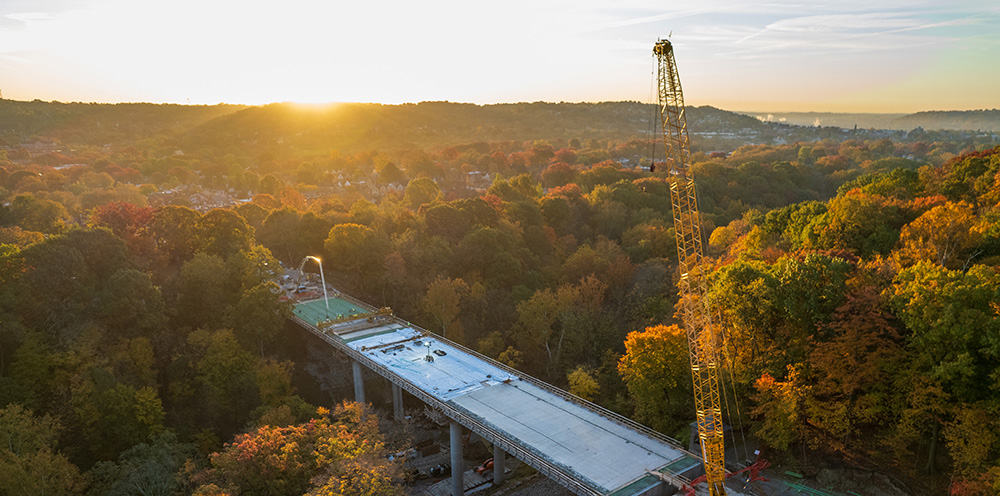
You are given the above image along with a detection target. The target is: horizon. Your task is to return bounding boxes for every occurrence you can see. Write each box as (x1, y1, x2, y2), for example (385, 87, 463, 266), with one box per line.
(3, 97, 996, 117)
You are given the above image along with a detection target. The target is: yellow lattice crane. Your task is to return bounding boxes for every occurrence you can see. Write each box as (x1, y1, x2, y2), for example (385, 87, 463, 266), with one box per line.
(654, 39, 727, 496)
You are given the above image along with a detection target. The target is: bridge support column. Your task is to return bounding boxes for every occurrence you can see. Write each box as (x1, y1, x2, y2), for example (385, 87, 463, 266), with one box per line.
(492, 444, 505, 485)
(450, 422, 464, 496)
(352, 360, 365, 404)
(392, 383, 404, 421)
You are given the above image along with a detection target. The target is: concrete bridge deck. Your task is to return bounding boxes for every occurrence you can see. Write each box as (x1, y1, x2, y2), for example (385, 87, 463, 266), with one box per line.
(290, 296, 702, 496)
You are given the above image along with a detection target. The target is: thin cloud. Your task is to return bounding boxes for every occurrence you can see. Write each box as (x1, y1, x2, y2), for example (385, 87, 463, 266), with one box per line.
(766, 13, 925, 33)
(611, 7, 728, 28)
(725, 14, 982, 57)
(735, 12, 925, 45)
(5, 12, 59, 22)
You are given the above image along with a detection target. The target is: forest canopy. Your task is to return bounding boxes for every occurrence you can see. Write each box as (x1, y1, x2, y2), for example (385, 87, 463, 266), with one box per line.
(0, 100, 998, 494)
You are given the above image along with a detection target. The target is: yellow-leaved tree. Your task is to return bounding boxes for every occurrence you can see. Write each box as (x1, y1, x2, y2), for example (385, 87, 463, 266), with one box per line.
(895, 201, 980, 269)
(617, 324, 692, 437)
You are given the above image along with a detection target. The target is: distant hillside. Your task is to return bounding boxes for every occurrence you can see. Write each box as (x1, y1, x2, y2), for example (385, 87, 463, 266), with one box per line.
(893, 110, 1000, 132)
(739, 109, 1000, 132)
(178, 101, 772, 154)
(5, 100, 995, 155)
(0, 99, 773, 153)
(0, 100, 246, 147)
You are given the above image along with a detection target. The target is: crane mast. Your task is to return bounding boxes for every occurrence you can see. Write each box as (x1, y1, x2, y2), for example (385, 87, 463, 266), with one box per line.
(654, 39, 727, 496)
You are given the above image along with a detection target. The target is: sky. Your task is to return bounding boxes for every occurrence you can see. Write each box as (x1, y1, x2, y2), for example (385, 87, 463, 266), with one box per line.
(0, 0, 997, 112)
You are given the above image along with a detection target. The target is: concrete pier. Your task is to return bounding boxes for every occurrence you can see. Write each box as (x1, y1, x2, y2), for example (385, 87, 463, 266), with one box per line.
(392, 383, 404, 421)
(451, 421, 464, 495)
(493, 444, 505, 485)
(352, 360, 365, 404)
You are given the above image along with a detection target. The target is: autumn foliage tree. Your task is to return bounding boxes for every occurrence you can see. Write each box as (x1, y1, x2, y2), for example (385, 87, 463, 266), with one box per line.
(421, 276, 469, 343)
(1, 104, 999, 492)
(89, 202, 155, 258)
(895, 201, 981, 268)
(324, 223, 388, 290)
(752, 365, 811, 453)
(808, 287, 904, 441)
(194, 402, 404, 496)
(0, 404, 84, 495)
(617, 324, 692, 436)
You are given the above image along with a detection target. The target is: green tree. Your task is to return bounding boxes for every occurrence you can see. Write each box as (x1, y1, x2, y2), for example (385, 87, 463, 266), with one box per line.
(5, 195, 73, 234)
(259, 174, 284, 196)
(227, 282, 290, 356)
(888, 262, 1000, 404)
(323, 223, 388, 291)
(196, 208, 255, 259)
(514, 285, 578, 378)
(185, 329, 261, 438)
(813, 190, 903, 256)
(0, 404, 84, 495)
(617, 324, 692, 436)
(377, 161, 406, 185)
(228, 244, 281, 292)
(622, 221, 675, 262)
(95, 268, 167, 338)
(74, 380, 166, 461)
(174, 253, 233, 330)
(421, 276, 469, 343)
(453, 226, 526, 287)
(567, 366, 600, 402)
(235, 202, 269, 230)
(710, 254, 850, 383)
(708, 259, 779, 381)
(257, 207, 302, 262)
(150, 205, 201, 268)
(944, 404, 1000, 480)
(89, 431, 194, 496)
(423, 203, 469, 242)
(402, 177, 441, 210)
(0, 332, 57, 409)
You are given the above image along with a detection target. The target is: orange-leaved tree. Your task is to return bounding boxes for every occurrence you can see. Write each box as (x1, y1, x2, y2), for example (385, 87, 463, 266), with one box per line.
(195, 402, 403, 496)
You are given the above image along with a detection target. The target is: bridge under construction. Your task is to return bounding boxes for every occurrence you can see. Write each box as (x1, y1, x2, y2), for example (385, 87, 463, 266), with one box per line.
(288, 293, 703, 496)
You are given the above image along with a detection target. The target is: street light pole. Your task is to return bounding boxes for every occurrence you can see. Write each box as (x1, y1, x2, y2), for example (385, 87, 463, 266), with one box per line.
(306, 256, 330, 317)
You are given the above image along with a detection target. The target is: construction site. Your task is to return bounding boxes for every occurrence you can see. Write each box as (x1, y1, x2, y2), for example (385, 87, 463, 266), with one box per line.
(272, 39, 923, 496)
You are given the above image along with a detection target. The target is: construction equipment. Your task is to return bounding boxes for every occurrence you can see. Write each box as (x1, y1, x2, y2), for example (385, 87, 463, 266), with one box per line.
(654, 39, 727, 495)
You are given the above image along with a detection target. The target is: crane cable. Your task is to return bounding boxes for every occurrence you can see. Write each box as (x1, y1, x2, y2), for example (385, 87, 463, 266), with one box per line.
(689, 151, 753, 467)
(718, 307, 752, 466)
(647, 55, 658, 167)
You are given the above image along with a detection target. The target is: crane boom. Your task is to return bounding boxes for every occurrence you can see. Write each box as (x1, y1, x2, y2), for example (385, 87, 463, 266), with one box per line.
(654, 39, 727, 496)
